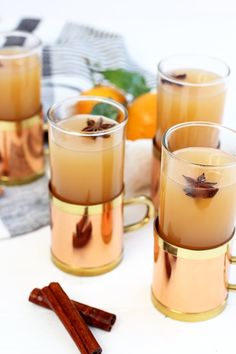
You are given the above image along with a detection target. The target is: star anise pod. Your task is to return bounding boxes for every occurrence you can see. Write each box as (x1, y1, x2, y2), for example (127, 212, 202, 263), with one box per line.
(172, 73, 187, 80)
(161, 73, 187, 87)
(183, 173, 219, 199)
(82, 118, 115, 139)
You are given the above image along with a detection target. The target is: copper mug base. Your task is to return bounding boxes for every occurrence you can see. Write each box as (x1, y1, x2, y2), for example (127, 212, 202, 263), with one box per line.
(0, 111, 45, 185)
(152, 218, 236, 322)
(50, 186, 154, 276)
(51, 251, 123, 277)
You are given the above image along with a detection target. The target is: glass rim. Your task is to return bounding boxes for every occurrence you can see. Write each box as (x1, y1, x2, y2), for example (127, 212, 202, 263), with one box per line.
(158, 54, 230, 87)
(162, 121, 236, 168)
(47, 95, 128, 137)
(0, 30, 42, 59)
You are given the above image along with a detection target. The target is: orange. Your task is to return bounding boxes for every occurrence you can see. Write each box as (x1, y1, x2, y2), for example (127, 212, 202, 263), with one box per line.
(127, 91, 157, 140)
(77, 85, 127, 114)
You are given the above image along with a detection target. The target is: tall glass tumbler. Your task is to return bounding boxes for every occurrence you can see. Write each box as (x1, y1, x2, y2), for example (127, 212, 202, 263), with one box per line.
(159, 121, 236, 249)
(48, 96, 154, 275)
(151, 55, 230, 208)
(0, 31, 43, 184)
(152, 121, 236, 321)
(49, 97, 126, 205)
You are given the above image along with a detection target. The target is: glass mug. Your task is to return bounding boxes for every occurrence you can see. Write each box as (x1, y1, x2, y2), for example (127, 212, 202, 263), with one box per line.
(152, 122, 236, 321)
(151, 55, 230, 209)
(48, 96, 154, 275)
(0, 31, 44, 184)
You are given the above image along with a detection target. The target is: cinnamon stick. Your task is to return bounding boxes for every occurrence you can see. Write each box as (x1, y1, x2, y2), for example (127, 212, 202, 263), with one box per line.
(41, 283, 102, 354)
(29, 288, 116, 331)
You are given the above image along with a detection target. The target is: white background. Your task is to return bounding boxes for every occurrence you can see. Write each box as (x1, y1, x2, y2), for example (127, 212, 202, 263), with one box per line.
(1, 1, 236, 353)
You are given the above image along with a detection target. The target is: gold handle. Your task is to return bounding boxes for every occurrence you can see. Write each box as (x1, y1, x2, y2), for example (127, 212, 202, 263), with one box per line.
(227, 252, 236, 291)
(43, 123, 49, 156)
(123, 195, 154, 233)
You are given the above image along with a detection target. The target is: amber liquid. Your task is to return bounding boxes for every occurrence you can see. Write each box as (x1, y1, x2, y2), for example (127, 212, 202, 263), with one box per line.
(49, 115, 124, 205)
(0, 47, 41, 121)
(159, 147, 236, 249)
(156, 69, 226, 149)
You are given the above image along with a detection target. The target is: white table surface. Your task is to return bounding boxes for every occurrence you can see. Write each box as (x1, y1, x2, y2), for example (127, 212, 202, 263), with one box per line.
(1, 1, 236, 353)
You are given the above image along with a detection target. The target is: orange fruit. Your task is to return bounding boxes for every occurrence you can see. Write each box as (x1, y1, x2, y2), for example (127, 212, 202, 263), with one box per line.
(77, 85, 127, 114)
(127, 92, 157, 140)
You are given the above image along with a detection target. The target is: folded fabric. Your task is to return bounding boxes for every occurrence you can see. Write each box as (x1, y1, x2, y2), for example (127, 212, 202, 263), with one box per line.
(0, 20, 156, 238)
(0, 176, 49, 237)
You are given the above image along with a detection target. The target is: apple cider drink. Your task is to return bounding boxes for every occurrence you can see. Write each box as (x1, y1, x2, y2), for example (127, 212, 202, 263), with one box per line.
(159, 122, 236, 249)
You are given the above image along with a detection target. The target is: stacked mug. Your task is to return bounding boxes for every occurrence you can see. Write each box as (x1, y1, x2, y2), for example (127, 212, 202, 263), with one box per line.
(0, 31, 44, 185)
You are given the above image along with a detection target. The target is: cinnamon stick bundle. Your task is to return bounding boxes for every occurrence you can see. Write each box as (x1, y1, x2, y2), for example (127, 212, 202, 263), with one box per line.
(29, 288, 116, 331)
(41, 283, 102, 354)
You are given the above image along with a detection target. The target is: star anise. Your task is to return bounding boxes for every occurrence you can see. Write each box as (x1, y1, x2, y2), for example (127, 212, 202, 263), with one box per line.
(161, 73, 187, 87)
(82, 118, 115, 139)
(172, 73, 187, 80)
(183, 173, 219, 199)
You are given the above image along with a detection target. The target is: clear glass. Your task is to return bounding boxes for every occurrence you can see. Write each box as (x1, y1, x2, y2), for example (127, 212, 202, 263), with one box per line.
(159, 121, 236, 250)
(0, 31, 42, 121)
(155, 55, 230, 150)
(48, 96, 128, 205)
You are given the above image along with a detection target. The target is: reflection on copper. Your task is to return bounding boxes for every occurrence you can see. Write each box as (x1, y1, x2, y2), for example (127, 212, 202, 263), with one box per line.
(16, 121, 23, 138)
(151, 142, 161, 211)
(0, 113, 44, 184)
(2, 132, 9, 176)
(27, 125, 44, 158)
(152, 219, 229, 314)
(154, 230, 159, 262)
(164, 253, 172, 279)
(9, 142, 34, 177)
(0, 186, 4, 197)
(73, 211, 92, 249)
(164, 252, 177, 280)
(101, 202, 113, 244)
(50, 192, 123, 270)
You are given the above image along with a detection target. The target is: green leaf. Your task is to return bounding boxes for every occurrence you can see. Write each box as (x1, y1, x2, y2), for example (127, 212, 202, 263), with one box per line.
(101, 69, 150, 98)
(91, 103, 119, 120)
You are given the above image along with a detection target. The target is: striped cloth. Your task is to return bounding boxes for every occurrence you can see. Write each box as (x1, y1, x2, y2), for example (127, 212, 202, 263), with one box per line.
(0, 20, 156, 238)
(43, 23, 155, 86)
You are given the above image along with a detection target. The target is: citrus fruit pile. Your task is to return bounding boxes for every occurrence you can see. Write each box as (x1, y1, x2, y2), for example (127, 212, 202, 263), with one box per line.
(80, 67, 157, 140)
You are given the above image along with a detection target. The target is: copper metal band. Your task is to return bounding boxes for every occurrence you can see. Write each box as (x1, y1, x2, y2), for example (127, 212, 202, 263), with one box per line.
(152, 217, 236, 321)
(155, 232, 234, 260)
(50, 188, 154, 276)
(50, 190, 123, 216)
(0, 114, 42, 131)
